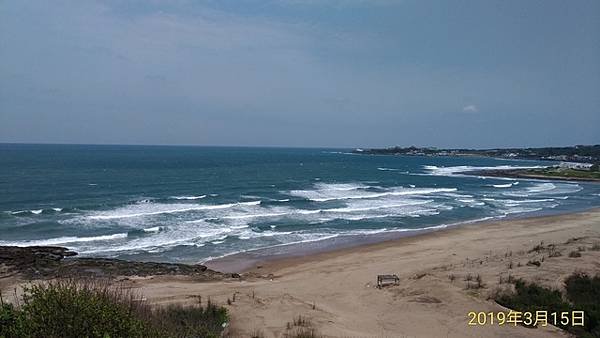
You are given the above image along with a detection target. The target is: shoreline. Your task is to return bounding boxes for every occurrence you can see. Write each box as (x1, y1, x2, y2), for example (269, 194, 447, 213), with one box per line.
(204, 206, 598, 273)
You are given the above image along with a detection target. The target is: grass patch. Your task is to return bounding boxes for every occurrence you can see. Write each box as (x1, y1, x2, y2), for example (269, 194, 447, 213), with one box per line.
(0, 279, 227, 338)
(495, 272, 600, 337)
(526, 168, 600, 180)
(284, 316, 323, 338)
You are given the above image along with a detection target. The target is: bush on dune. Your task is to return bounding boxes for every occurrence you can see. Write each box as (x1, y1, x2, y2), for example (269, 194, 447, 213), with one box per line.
(495, 272, 600, 337)
(0, 279, 227, 338)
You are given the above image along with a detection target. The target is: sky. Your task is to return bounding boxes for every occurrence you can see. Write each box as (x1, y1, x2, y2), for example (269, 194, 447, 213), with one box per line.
(1, 0, 599, 149)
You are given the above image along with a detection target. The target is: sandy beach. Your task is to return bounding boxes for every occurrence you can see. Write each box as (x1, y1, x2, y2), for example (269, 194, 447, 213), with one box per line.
(129, 209, 600, 337)
(2, 209, 599, 337)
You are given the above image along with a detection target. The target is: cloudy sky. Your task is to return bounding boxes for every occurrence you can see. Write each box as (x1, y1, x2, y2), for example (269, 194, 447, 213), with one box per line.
(1, 0, 599, 148)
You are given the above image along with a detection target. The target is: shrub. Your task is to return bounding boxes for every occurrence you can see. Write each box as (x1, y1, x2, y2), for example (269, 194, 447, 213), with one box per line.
(496, 273, 600, 337)
(11, 280, 149, 338)
(0, 302, 22, 338)
(0, 279, 228, 338)
(564, 273, 600, 337)
(569, 251, 582, 258)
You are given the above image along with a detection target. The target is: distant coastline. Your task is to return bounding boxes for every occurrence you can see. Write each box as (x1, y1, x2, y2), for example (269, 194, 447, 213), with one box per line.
(353, 144, 600, 163)
(466, 168, 600, 182)
(354, 145, 600, 182)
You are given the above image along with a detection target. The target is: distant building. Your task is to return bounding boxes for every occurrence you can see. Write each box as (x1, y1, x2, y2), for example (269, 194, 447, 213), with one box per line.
(559, 162, 594, 171)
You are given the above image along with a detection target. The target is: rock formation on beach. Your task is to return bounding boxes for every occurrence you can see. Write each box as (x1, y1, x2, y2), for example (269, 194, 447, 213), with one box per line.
(0, 246, 232, 280)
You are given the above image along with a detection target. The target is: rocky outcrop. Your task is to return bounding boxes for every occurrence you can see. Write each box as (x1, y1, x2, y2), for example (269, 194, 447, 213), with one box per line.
(0, 246, 233, 280)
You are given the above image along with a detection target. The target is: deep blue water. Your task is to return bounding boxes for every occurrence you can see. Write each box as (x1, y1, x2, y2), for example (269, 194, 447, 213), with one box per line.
(1, 143, 599, 263)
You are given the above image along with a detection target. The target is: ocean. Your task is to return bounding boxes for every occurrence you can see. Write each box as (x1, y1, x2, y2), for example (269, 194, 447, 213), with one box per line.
(1, 143, 599, 264)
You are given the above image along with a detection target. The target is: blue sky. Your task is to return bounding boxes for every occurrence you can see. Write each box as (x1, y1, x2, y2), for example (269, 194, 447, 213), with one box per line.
(1, 0, 599, 148)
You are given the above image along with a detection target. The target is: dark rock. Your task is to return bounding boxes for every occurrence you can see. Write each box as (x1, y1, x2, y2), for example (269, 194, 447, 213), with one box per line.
(0, 246, 228, 281)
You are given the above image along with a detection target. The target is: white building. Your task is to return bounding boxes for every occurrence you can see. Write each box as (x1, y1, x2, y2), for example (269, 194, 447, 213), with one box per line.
(559, 162, 594, 170)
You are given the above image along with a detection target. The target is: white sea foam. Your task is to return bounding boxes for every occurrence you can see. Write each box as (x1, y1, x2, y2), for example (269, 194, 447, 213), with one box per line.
(502, 207, 543, 215)
(289, 183, 457, 202)
(0, 233, 128, 247)
(80, 222, 238, 254)
(504, 182, 582, 197)
(527, 182, 556, 193)
(221, 212, 288, 220)
(170, 195, 207, 200)
(492, 183, 513, 188)
(457, 198, 485, 206)
(423, 165, 544, 177)
(326, 200, 432, 213)
(87, 201, 262, 220)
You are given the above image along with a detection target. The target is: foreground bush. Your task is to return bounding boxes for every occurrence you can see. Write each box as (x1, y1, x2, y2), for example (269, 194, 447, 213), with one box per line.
(496, 272, 600, 337)
(0, 279, 227, 338)
(565, 273, 600, 338)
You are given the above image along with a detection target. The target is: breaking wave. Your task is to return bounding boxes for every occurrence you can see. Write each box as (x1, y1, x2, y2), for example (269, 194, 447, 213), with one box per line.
(170, 195, 207, 200)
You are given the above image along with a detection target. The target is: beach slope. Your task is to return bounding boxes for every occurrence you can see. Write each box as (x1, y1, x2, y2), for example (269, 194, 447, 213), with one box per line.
(141, 210, 600, 337)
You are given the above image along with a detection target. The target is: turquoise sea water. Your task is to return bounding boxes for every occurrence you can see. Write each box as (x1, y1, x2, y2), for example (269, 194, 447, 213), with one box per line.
(1, 144, 599, 263)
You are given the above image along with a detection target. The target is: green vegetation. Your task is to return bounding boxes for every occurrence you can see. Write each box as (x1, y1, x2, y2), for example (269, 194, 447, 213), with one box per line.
(525, 168, 600, 180)
(0, 279, 228, 338)
(496, 273, 600, 337)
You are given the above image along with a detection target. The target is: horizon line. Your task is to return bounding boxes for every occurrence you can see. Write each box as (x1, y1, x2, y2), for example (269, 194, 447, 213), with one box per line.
(1, 141, 598, 151)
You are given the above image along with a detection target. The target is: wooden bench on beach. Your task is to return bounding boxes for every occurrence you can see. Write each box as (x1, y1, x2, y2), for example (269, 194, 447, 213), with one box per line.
(377, 274, 400, 288)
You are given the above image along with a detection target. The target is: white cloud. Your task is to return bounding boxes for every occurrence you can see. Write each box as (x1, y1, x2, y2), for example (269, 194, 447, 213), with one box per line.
(462, 104, 478, 113)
